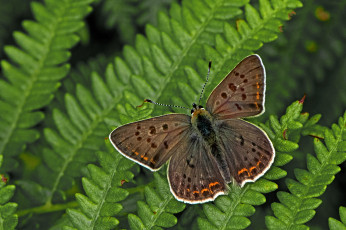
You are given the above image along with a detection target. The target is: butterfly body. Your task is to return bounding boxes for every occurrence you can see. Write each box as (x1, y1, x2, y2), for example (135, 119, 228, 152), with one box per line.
(192, 107, 215, 144)
(110, 55, 275, 204)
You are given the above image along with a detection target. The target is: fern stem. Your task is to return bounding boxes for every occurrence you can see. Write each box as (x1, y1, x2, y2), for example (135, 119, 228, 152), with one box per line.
(16, 201, 78, 217)
(126, 181, 155, 195)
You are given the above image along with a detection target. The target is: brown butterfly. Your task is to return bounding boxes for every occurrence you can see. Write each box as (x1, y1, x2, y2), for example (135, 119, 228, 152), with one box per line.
(109, 55, 275, 204)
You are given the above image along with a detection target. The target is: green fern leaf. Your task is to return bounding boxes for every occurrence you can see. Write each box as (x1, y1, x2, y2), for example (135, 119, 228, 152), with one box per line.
(0, 0, 94, 172)
(329, 206, 346, 230)
(265, 111, 346, 229)
(128, 172, 185, 229)
(66, 149, 134, 230)
(0, 155, 18, 230)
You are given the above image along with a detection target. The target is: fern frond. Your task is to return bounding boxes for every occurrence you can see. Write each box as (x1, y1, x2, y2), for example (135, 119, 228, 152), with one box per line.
(0, 155, 18, 230)
(265, 111, 346, 229)
(128, 173, 185, 229)
(329, 206, 346, 230)
(66, 149, 135, 230)
(0, 0, 94, 172)
(198, 98, 320, 229)
(263, 0, 346, 118)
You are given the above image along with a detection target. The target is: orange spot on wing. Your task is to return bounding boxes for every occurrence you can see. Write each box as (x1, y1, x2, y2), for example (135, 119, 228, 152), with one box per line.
(143, 157, 148, 161)
(256, 92, 260, 100)
(209, 182, 220, 188)
(238, 168, 250, 177)
(256, 82, 260, 89)
(187, 188, 190, 192)
(150, 159, 156, 164)
(132, 150, 139, 155)
(254, 102, 259, 110)
(193, 191, 199, 194)
(249, 166, 256, 173)
(201, 188, 209, 194)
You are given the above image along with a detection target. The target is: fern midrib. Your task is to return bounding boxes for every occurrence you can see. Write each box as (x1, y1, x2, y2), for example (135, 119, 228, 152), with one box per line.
(151, 0, 224, 108)
(146, 192, 174, 230)
(89, 159, 119, 228)
(0, 4, 63, 156)
(285, 121, 345, 230)
(219, 186, 249, 230)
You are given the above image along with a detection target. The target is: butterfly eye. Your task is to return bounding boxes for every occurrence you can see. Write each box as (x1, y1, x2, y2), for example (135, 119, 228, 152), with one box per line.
(192, 103, 197, 109)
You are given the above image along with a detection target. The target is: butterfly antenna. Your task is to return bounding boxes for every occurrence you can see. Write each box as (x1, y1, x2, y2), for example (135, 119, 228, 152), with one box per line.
(137, 99, 190, 110)
(198, 61, 212, 105)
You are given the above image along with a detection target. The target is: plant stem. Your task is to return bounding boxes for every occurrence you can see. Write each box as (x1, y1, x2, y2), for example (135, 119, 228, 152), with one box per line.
(16, 201, 78, 217)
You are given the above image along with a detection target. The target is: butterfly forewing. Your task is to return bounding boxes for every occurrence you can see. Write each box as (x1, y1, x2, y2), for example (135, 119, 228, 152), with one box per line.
(215, 119, 275, 186)
(168, 132, 227, 203)
(206, 55, 266, 119)
(109, 114, 191, 171)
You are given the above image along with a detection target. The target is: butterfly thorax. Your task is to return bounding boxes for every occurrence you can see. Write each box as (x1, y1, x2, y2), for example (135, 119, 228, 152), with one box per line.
(191, 108, 216, 145)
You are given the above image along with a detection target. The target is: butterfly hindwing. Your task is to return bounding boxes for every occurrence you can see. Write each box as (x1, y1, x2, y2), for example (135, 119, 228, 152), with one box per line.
(109, 114, 191, 171)
(206, 55, 266, 119)
(168, 132, 227, 203)
(215, 118, 275, 186)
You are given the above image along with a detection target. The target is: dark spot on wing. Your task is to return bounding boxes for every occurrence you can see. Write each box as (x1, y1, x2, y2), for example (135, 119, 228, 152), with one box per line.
(235, 103, 242, 110)
(164, 141, 169, 149)
(240, 135, 244, 146)
(149, 126, 156, 135)
(228, 83, 237, 92)
(162, 124, 168, 130)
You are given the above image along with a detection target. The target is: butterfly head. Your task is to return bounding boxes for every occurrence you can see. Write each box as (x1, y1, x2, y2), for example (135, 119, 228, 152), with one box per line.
(191, 102, 211, 121)
(191, 103, 203, 114)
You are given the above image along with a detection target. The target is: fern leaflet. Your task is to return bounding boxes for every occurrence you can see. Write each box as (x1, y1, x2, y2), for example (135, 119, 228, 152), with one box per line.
(0, 155, 18, 230)
(329, 206, 346, 230)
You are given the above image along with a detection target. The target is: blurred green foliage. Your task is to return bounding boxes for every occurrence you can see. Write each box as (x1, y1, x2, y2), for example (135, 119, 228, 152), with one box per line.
(0, 0, 345, 229)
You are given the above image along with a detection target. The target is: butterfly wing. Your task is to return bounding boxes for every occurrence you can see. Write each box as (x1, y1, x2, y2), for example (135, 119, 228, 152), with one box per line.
(215, 119, 275, 187)
(168, 132, 227, 204)
(206, 55, 266, 119)
(109, 114, 191, 171)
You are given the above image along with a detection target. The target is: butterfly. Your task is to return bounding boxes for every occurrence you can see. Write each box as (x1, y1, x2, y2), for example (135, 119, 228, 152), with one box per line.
(109, 55, 275, 204)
